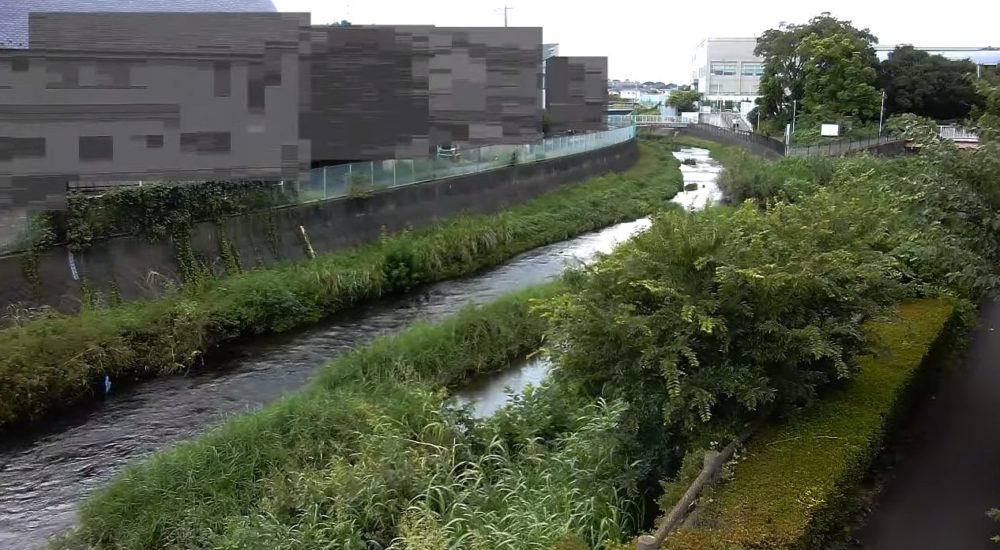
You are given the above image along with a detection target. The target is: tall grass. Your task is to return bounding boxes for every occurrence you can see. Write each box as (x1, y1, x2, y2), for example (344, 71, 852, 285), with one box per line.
(0, 140, 683, 430)
(70, 283, 644, 549)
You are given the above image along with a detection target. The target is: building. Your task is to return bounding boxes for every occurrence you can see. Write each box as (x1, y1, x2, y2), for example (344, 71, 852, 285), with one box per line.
(875, 45, 1000, 77)
(1, 12, 552, 212)
(545, 56, 608, 134)
(0, 0, 279, 49)
(541, 43, 559, 106)
(692, 37, 764, 102)
(2, 12, 308, 209)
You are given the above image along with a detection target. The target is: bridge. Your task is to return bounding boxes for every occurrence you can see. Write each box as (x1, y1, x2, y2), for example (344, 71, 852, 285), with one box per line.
(607, 115, 692, 127)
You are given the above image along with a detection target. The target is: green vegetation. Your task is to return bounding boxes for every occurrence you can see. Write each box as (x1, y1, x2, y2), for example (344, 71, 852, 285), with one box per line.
(668, 86, 702, 113)
(665, 300, 958, 549)
(880, 46, 982, 121)
(753, 13, 990, 145)
(0, 140, 682, 430)
(68, 284, 645, 549)
(68, 131, 1000, 548)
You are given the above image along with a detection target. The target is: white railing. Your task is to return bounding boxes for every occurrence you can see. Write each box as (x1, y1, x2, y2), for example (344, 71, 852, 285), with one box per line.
(607, 115, 687, 126)
(938, 126, 979, 142)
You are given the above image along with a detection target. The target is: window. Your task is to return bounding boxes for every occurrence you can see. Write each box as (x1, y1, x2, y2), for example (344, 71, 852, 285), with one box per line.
(10, 138, 45, 159)
(146, 135, 163, 148)
(710, 62, 737, 76)
(11, 57, 29, 72)
(213, 61, 231, 97)
(181, 132, 230, 154)
(741, 63, 765, 77)
(79, 136, 113, 161)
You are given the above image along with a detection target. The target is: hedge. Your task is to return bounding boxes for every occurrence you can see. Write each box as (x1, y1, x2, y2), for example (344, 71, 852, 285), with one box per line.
(664, 298, 960, 549)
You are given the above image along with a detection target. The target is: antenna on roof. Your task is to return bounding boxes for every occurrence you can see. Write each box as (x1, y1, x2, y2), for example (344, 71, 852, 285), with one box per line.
(496, 5, 513, 27)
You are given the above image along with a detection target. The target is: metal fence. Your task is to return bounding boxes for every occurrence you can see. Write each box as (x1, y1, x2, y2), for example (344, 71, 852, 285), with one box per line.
(785, 135, 901, 157)
(0, 125, 637, 257)
(302, 125, 637, 202)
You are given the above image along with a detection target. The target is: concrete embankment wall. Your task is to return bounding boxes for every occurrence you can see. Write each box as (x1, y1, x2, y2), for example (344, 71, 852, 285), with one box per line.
(0, 139, 639, 314)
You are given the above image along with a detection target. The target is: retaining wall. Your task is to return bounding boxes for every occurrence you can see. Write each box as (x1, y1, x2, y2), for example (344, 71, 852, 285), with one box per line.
(0, 139, 639, 314)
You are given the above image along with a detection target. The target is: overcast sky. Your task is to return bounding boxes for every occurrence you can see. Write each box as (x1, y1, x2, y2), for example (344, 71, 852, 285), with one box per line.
(273, 1, 1000, 83)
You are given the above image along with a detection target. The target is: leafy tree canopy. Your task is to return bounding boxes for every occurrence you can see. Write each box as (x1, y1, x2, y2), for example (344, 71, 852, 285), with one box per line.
(880, 46, 982, 121)
(668, 86, 702, 113)
(756, 14, 879, 126)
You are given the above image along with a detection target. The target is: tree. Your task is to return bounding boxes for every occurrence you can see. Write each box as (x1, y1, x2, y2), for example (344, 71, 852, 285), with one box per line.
(973, 79, 1000, 143)
(755, 14, 879, 128)
(800, 33, 881, 120)
(668, 86, 701, 113)
(328, 20, 352, 27)
(880, 46, 982, 121)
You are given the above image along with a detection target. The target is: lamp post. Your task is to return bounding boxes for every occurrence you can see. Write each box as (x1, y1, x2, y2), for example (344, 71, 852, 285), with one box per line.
(877, 89, 886, 138)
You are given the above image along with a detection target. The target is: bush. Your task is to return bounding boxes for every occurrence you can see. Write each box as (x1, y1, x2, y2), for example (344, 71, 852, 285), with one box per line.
(665, 300, 959, 549)
(539, 192, 909, 479)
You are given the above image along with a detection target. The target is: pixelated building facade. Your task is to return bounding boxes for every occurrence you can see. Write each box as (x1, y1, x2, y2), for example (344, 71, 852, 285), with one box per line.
(0, 12, 606, 213)
(545, 56, 609, 135)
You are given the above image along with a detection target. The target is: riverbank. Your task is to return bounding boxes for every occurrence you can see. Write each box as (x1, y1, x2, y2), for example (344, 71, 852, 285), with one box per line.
(0, 139, 682, 432)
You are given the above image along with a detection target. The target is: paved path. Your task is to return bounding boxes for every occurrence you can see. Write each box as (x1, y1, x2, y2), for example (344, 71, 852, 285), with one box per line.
(859, 301, 1000, 549)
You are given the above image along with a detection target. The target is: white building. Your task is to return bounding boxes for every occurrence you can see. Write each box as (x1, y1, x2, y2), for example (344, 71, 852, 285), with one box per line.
(692, 37, 764, 102)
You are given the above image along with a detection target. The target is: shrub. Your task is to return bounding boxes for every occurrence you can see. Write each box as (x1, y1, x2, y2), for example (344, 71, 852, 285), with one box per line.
(665, 300, 959, 549)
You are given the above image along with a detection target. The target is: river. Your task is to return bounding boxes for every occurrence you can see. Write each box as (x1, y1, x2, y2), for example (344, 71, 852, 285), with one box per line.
(0, 146, 719, 547)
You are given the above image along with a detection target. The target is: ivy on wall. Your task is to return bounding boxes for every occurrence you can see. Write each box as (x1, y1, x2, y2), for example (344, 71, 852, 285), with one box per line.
(62, 180, 299, 252)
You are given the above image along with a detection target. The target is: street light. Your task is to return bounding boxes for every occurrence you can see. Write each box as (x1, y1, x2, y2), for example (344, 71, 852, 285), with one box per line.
(877, 89, 886, 138)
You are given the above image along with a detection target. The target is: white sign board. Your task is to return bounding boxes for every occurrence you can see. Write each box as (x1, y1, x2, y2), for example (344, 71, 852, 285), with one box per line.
(680, 112, 700, 124)
(820, 124, 841, 137)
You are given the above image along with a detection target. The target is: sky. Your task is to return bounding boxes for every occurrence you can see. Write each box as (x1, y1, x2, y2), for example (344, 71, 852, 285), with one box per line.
(272, 0, 1000, 83)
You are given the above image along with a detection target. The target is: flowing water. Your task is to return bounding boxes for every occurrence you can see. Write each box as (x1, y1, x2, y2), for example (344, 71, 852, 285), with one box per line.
(0, 147, 719, 547)
(450, 146, 723, 419)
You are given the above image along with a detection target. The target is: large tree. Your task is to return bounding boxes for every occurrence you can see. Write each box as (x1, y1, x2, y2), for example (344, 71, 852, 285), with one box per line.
(801, 33, 881, 120)
(880, 46, 982, 121)
(755, 14, 879, 126)
(668, 86, 701, 113)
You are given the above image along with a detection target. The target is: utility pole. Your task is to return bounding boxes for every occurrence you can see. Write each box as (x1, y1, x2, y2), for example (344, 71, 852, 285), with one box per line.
(501, 5, 513, 27)
(878, 89, 886, 137)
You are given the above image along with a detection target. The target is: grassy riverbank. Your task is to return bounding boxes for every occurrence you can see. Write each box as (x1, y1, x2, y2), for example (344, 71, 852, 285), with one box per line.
(0, 139, 683, 431)
(68, 283, 646, 549)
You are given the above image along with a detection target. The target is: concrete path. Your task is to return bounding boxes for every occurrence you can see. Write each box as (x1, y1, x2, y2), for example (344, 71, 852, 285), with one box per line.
(859, 301, 1000, 549)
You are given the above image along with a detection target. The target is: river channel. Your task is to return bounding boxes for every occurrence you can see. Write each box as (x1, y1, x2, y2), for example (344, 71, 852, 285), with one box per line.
(0, 146, 719, 547)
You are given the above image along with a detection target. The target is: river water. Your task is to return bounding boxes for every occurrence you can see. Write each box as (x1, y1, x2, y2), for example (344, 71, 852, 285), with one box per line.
(450, 146, 723, 418)
(0, 147, 719, 548)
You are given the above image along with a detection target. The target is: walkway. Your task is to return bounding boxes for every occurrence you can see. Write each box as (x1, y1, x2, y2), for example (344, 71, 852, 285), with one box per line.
(859, 300, 1000, 549)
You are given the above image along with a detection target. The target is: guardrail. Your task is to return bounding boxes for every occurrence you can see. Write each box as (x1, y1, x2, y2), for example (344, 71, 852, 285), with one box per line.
(938, 125, 979, 141)
(1, 125, 638, 256)
(608, 115, 691, 126)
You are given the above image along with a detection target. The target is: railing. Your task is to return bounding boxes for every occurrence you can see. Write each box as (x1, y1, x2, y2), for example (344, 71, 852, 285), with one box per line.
(303, 125, 637, 202)
(0, 125, 638, 256)
(607, 115, 688, 126)
(785, 135, 901, 157)
(938, 125, 980, 142)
